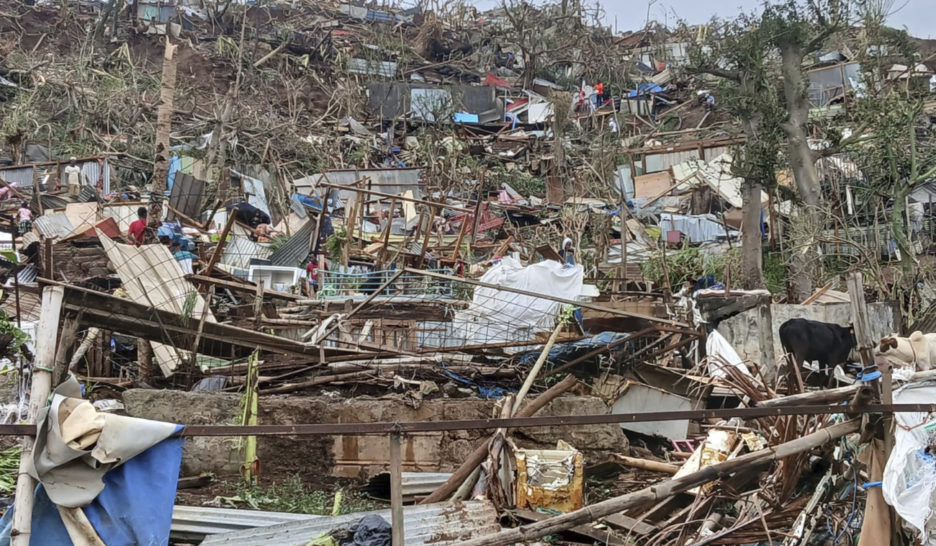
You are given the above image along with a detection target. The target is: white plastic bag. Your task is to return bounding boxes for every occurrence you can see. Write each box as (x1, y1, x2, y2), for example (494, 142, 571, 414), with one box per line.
(882, 382, 936, 544)
(705, 330, 752, 379)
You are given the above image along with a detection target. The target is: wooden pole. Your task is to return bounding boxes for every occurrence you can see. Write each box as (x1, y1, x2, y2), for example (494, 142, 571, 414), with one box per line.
(389, 431, 404, 546)
(459, 419, 862, 546)
(615, 454, 679, 474)
(755, 384, 869, 408)
(511, 321, 565, 415)
(419, 374, 577, 505)
(415, 206, 437, 269)
(11, 286, 65, 546)
(469, 170, 485, 249)
(202, 211, 236, 275)
(147, 37, 178, 242)
(378, 199, 397, 266)
(318, 183, 474, 214)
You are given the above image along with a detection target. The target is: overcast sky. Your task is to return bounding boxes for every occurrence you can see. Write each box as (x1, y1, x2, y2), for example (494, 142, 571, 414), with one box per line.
(622, 0, 932, 37)
(462, 0, 934, 39)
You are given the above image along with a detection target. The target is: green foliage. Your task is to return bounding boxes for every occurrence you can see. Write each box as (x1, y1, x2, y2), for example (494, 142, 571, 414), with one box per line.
(267, 234, 290, 252)
(180, 291, 199, 327)
(0, 446, 21, 494)
(220, 475, 378, 515)
(492, 168, 546, 197)
(0, 311, 30, 361)
(640, 246, 739, 288)
(325, 228, 347, 261)
(763, 252, 788, 294)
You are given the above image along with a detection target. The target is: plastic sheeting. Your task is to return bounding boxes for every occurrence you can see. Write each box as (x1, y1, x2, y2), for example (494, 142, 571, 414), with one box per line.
(882, 382, 936, 544)
(705, 330, 751, 379)
(0, 435, 184, 546)
(450, 257, 584, 346)
(0, 378, 183, 545)
(659, 213, 738, 243)
(518, 332, 630, 368)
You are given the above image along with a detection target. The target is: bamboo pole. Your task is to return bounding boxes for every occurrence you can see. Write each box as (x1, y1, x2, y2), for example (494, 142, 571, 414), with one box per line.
(202, 212, 237, 275)
(419, 374, 577, 505)
(511, 320, 565, 415)
(615, 455, 679, 474)
(11, 286, 65, 545)
(459, 419, 861, 546)
(755, 384, 867, 408)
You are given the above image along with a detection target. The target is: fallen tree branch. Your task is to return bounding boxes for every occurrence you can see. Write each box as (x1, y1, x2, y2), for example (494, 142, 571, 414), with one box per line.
(460, 419, 862, 546)
(419, 373, 578, 504)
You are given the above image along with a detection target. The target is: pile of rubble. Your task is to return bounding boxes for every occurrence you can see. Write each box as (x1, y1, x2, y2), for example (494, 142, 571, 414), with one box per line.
(1, 0, 936, 545)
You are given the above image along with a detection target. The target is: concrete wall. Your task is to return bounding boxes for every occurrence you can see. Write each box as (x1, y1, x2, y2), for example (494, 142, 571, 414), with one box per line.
(122, 391, 627, 479)
(717, 301, 900, 377)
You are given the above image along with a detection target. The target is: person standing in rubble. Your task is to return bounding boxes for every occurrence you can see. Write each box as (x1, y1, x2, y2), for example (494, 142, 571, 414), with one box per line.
(559, 237, 575, 265)
(63, 157, 83, 198)
(128, 207, 147, 246)
(17, 201, 32, 236)
(594, 81, 605, 109)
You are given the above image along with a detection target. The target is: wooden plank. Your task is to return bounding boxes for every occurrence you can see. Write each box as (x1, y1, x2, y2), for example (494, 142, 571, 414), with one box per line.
(600, 513, 659, 536)
(187, 274, 301, 301)
(43, 279, 363, 361)
(514, 509, 628, 546)
(633, 170, 674, 199)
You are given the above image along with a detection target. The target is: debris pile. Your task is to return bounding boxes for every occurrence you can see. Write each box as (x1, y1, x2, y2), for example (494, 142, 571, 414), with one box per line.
(0, 0, 935, 544)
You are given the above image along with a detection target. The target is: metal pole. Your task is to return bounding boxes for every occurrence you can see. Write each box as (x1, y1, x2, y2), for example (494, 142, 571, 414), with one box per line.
(389, 431, 404, 546)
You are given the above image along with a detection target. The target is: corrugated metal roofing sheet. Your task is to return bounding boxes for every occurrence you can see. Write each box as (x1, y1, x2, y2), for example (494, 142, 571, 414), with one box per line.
(268, 220, 314, 267)
(171, 505, 311, 542)
(34, 213, 76, 240)
(348, 58, 398, 77)
(199, 500, 499, 546)
(293, 169, 423, 202)
(221, 235, 273, 270)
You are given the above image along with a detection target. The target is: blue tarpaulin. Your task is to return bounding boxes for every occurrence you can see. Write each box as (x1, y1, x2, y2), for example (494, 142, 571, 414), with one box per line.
(628, 84, 664, 98)
(518, 332, 631, 368)
(293, 193, 323, 211)
(167, 155, 181, 192)
(0, 428, 184, 546)
(440, 366, 513, 399)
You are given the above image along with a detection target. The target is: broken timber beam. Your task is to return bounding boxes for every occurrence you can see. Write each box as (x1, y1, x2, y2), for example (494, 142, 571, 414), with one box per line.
(320, 183, 475, 214)
(42, 279, 363, 361)
(404, 268, 686, 327)
(459, 419, 862, 546)
(419, 373, 577, 505)
(187, 274, 300, 301)
(202, 212, 237, 275)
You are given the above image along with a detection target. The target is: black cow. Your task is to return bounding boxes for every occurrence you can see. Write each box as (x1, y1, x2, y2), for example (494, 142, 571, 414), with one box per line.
(778, 318, 856, 386)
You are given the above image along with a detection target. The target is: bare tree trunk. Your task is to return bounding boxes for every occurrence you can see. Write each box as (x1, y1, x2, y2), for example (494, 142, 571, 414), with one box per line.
(779, 41, 821, 301)
(147, 38, 178, 242)
(741, 182, 765, 289)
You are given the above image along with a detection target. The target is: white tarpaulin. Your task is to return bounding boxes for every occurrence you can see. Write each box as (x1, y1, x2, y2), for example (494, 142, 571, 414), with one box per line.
(26, 377, 177, 507)
(450, 257, 584, 345)
(883, 382, 936, 544)
(705, 329, 751, 379)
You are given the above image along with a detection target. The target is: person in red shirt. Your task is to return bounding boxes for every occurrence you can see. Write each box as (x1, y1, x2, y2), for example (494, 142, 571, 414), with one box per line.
(128, 207, 147, 246)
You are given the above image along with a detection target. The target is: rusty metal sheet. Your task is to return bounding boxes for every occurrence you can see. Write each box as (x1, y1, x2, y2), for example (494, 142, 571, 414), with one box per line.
(515, 441, 584, 513)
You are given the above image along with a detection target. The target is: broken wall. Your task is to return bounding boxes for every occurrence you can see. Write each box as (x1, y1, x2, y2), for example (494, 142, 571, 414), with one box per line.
(121, 391, 627, 478)
(717, 301, 900, 376)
